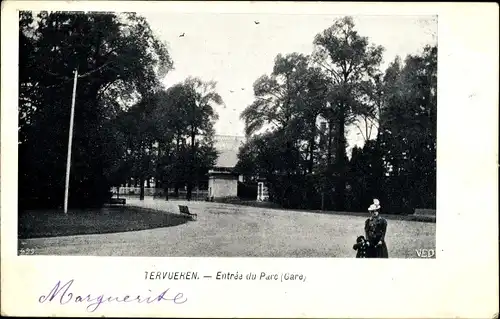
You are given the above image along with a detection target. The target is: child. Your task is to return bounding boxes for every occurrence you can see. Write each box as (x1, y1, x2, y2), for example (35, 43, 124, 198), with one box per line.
(353, 235, 369, 258)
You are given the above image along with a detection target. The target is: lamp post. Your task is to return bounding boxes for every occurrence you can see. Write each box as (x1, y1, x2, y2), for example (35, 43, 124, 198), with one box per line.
(63, 68, 78, 214)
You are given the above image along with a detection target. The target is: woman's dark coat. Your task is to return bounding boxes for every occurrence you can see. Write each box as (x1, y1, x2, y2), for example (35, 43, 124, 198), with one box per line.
(364, 216, 389, 258)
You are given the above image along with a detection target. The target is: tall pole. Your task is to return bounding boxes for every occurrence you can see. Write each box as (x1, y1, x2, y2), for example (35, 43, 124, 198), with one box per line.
(64, 68, 78, 214)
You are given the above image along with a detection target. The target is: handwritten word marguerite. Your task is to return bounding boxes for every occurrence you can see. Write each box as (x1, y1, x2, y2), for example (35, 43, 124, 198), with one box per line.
(38, 279, 187, 312)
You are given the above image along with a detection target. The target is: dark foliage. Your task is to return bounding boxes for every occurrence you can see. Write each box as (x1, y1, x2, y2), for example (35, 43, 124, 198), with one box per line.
(19, 11, 172, 209)
(237, 181, 258, 200)
(237, 17, 436, 214)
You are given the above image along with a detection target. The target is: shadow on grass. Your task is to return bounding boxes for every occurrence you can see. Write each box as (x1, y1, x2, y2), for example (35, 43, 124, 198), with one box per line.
(18, 206, 189, 239)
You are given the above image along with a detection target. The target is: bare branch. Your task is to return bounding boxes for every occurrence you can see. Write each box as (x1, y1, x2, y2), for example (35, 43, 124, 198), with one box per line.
(368, 120, 374, 140)
(313, 59, 341, 83)
(364, 115, 369, 140)
(78, 60, 114, 78)
(366, 116, 379, 129)
(266, 89, 285, 101)
(271, 119, 281, 128)
(353, 122, 367, 141)
(97, 80, 118, 99)
(35, 65, 71, 80)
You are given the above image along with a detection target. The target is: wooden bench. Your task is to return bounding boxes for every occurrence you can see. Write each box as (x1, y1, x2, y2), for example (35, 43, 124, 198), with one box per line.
(109, 198, 126, 205)
(178, 205, 197, 220)
(414, 208, 436, 216)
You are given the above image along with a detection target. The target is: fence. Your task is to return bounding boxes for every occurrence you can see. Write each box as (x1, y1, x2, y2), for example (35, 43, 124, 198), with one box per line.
(112, 187, 209, 201)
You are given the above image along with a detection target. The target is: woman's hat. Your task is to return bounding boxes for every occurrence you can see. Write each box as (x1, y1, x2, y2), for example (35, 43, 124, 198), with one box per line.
(368, 198, 381, 211)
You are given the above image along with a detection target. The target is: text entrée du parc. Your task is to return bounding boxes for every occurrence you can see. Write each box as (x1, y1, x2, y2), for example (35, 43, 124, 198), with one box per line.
(145, 271, 307, 282)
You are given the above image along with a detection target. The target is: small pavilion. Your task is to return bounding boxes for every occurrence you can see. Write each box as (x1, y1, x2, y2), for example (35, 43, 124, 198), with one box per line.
(207, 135, 245, 200)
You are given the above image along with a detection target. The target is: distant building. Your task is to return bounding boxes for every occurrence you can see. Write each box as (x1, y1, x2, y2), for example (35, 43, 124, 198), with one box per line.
(208, 135, 245, 200)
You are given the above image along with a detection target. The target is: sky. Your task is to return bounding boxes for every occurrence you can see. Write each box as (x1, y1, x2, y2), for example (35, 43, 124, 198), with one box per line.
(141, 12, 437, 152)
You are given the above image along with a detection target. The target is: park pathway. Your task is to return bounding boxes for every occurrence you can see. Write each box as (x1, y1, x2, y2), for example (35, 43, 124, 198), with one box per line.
(18, 197, 436, 258)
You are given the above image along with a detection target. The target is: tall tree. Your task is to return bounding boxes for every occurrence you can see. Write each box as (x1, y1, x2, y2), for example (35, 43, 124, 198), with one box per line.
(183, 77, 222, 200)
(159, 83, 191, 197)
(241, 53, 329, 175)
(241, 53, 310, 136)
(150, 78, 220, 200)
(379, 46, 437, 210)
(312, 16, 384, 210)
(18, 11, 172, 209)
(238, 53, 332, 207)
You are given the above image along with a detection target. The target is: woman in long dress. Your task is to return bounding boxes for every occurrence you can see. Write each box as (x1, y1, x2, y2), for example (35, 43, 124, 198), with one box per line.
(364, 199, 389, 258)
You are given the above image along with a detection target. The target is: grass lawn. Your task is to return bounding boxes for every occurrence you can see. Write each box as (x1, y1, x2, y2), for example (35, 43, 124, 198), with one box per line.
(18, 198, 436, 258)
(18, 206, 188, 239)
(215, 197, 436, 222)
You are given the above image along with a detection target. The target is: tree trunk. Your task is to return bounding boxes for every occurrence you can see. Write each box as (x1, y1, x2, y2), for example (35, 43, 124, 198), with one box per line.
(186, 182, 192, 201)
(139, 142, 146, 200)
(321, 191, 325, 211)
(174, 183, 180, 198)
(334, 105, 347, 210)
(139, 175, 145, 200)
(186, 126, 196, 201)
(174, 135, 180, 197)
(327, 119, 333, 166)
(164, 174, 169, 201)
(155, 141, 162, 194)
(308, 116, 317, 173)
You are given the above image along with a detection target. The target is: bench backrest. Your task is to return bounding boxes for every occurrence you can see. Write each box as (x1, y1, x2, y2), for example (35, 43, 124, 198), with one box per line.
(178, 205, 190, 214)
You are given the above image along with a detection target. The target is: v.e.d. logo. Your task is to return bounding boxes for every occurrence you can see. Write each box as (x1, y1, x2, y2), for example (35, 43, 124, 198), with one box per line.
(416, 249, 435, 258)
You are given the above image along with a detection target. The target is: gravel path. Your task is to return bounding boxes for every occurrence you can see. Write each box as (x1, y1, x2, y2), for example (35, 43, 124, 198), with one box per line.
(18, 198, 436, 258)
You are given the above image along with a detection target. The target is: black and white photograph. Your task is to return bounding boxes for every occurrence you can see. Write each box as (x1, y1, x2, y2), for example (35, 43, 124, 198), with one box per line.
(16, 10, 438, 258)
(3, 2, 499, 318)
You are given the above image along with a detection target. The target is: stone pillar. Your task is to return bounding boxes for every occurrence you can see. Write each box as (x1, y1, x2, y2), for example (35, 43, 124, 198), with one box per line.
(257, 182, 263, 201)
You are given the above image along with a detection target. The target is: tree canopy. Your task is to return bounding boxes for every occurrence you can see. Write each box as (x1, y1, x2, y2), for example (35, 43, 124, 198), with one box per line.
(20, 12, 436, 214)
(19, 11, 174, 208)
(237, 16, 437, 213)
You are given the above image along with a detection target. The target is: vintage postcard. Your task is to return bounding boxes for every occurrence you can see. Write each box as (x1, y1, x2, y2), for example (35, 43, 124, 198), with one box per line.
(1, 1, 498, 318)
